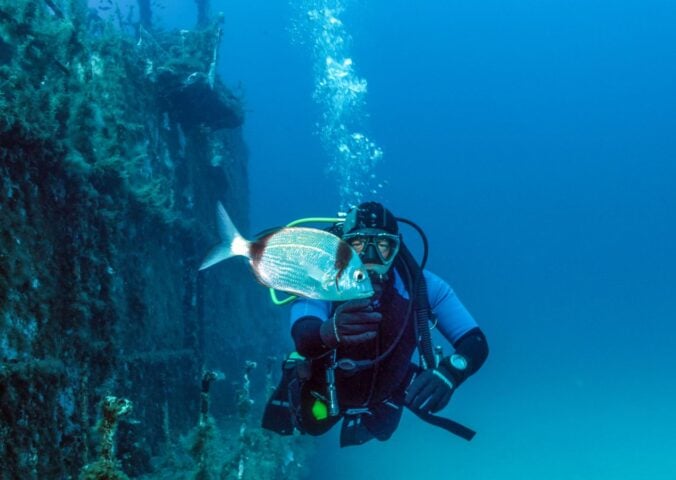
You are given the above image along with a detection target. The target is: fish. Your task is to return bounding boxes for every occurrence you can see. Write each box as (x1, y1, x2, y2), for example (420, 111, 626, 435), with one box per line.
(199, 203, 374, 301)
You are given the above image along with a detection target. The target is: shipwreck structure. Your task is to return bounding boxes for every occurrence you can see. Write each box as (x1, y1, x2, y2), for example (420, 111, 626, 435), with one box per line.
(0, 1, 309, 478)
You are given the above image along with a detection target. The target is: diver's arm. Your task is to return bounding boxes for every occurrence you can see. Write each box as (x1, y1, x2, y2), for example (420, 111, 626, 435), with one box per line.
(424, 270, 479, 343)
(291, 316, 329, 357)
(290, 299, 331, 357)
(424, 271, 489, 387)
(405, 326, 488, 413)
(442, 327, 488, 387)
(406, 272, 488, 413)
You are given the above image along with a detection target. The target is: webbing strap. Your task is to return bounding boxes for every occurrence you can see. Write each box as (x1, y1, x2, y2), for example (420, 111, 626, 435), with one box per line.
(408, 406, 476, 441)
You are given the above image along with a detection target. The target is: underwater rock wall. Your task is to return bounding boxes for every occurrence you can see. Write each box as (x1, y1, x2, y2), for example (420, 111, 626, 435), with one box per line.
(0, 2, 298, 478)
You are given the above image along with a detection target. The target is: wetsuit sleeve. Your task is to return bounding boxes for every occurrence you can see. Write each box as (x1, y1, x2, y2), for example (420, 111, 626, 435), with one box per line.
(424, 271, 489, 386)
(447, 327, 489, 383)
(424, 270, 479, 344)
(289, 299, 331, 357)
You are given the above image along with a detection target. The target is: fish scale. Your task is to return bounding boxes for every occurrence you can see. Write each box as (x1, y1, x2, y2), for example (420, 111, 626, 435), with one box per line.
(256, 240, 339, 294)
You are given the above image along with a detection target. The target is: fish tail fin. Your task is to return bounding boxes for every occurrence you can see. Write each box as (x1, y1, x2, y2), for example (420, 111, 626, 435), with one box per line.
(199, 202, 250, 271)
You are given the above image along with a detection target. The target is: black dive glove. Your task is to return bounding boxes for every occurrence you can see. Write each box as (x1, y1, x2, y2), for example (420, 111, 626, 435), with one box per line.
(407, 329, 489, 414)
(319, 298, 382, 348)
(405, 362, 456, 414)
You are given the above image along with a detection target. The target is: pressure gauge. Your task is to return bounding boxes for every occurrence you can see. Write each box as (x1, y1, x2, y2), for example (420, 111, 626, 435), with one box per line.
(450, 354, 468, 370)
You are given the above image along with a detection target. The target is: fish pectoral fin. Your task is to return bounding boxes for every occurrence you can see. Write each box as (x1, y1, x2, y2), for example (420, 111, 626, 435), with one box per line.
(299, 264, 335, 293)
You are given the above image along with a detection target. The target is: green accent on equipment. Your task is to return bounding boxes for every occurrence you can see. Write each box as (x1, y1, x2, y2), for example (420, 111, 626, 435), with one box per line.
(269, 217, 344, 306)
(311, 398, 329, 421)
(285, 217, 343, 228)
(269, 289, 298, 306)
(288, 351, 305, 361)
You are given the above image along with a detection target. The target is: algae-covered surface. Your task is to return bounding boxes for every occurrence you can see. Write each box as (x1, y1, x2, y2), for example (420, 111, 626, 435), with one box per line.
(0, 1, 310, 478)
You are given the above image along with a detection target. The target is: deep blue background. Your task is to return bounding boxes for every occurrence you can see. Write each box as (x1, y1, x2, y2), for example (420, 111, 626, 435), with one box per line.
(157, 1, 676, 477)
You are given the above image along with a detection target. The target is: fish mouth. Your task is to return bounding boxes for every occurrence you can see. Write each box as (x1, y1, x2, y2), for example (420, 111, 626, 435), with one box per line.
(357, 284, 375, 298)
(340, 282, 374, 300)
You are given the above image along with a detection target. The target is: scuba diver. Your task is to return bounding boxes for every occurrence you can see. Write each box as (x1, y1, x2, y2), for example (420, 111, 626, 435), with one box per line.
(263, 201, 489, 446)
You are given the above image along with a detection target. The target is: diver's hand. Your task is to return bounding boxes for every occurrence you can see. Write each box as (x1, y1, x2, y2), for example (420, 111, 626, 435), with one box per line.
(405, 365, 455, 414)
(320, 298, 381, 348)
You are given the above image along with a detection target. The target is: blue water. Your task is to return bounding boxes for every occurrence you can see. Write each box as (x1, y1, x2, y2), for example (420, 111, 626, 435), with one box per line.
(162, 1, 676, 477)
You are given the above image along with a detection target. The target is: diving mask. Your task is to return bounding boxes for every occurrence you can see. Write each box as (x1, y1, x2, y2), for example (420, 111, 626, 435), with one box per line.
(343, 230, 401, 275)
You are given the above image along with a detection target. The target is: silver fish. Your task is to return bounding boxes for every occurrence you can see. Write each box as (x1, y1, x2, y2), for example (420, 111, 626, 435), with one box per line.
(200, 203, 374, 301)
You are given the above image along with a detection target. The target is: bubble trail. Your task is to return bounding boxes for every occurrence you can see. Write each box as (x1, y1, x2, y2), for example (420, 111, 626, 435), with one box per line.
(292, 0, 384, 210)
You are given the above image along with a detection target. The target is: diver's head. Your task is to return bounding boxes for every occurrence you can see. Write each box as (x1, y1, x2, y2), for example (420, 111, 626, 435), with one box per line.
(342, 202, 401, 278)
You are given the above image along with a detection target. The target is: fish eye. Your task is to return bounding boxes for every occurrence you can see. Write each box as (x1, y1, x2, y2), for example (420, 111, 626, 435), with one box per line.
(353, 269, 366, 282)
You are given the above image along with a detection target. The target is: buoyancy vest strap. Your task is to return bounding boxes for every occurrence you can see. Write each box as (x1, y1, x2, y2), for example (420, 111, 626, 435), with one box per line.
(407, 405, 476, 441)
